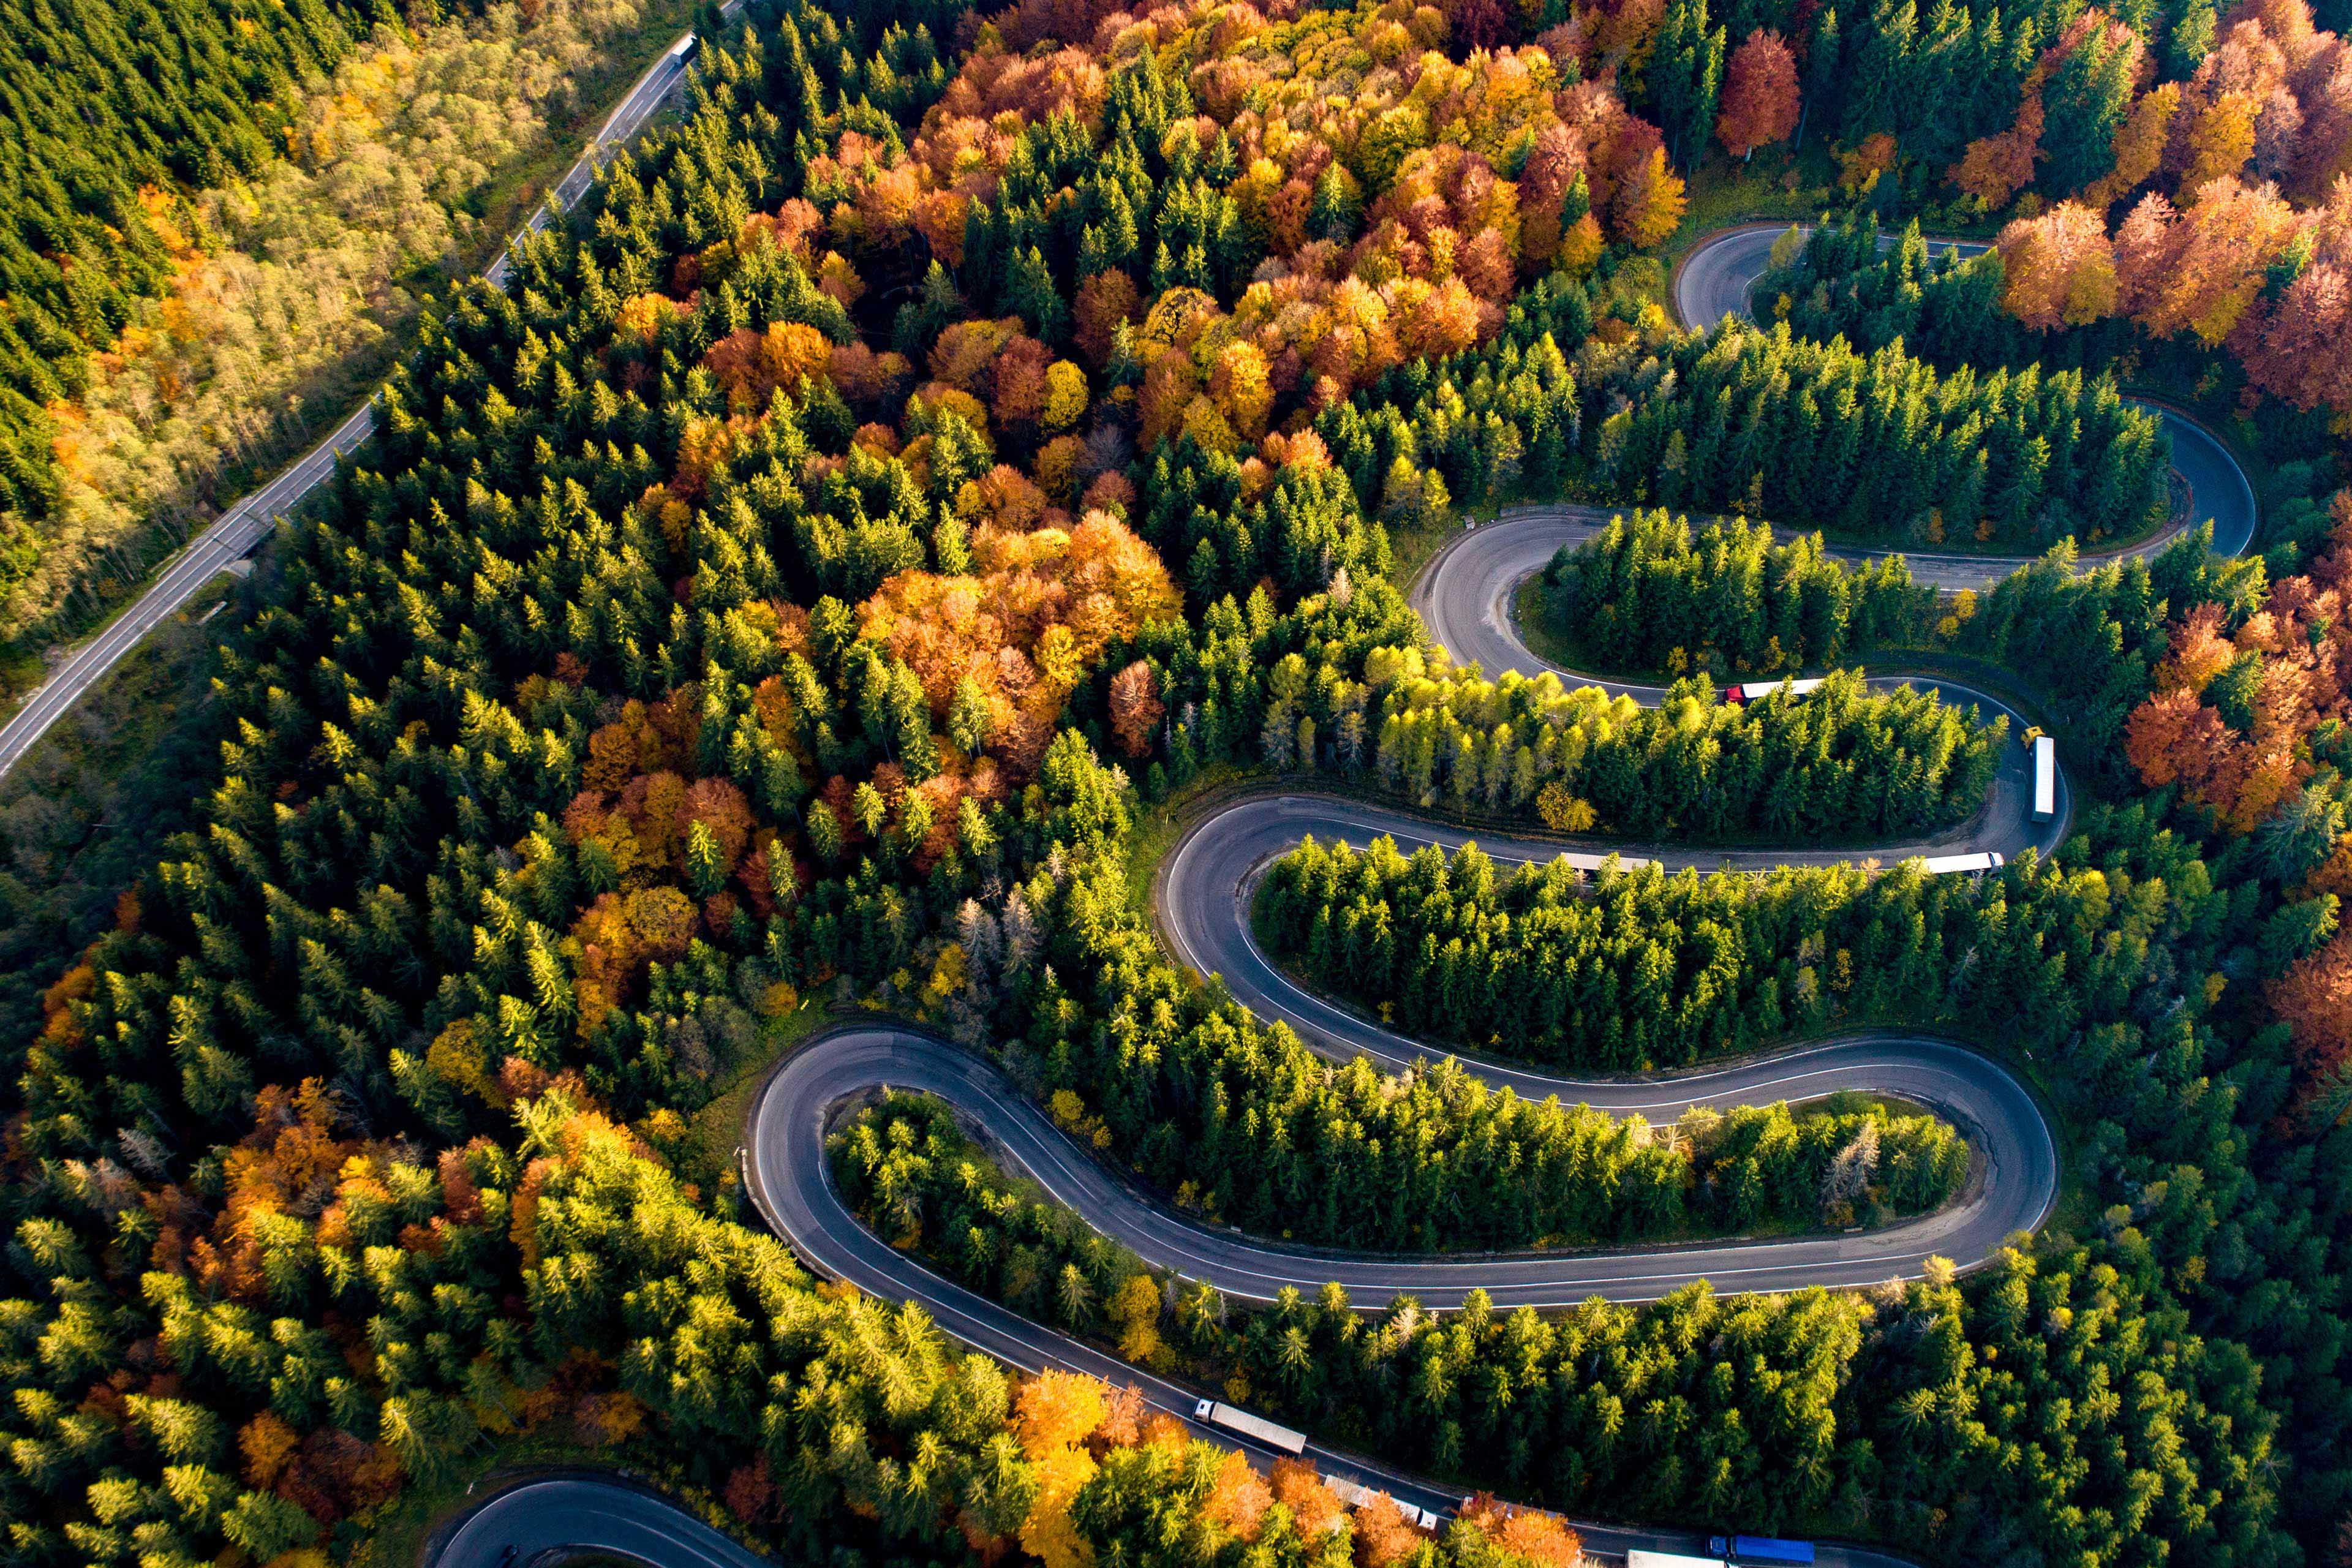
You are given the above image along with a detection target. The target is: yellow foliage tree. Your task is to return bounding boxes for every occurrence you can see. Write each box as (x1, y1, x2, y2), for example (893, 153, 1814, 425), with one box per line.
(1210, 341, 1275, 439)
(1556, 213, 1606, 273)
(1110, 1273, 1165, 1363)
(2085, 83, 2178, 207)
(1016, 1369, 1108, 1457)
(1537, 782, 1598, 833)
(2180, 91, 2256, 197)
(1020, 1445, 1101, 1568)
(1616, 147, 1687, 248)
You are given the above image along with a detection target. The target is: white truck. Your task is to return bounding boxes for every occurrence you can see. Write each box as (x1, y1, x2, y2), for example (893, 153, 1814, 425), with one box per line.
(2032, 733, 2058, 821)
(1920, 851, 2005, 876)
(1194, 1399, 1307, 1455)
(1322, 1472, 1447, 1530)
(1723, 676, 1832, 705)
(1626, 1551, 1730, 1568)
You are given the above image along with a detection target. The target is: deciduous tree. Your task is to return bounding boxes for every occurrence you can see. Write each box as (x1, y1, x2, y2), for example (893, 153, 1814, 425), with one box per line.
(1715, 31, 1800, 159)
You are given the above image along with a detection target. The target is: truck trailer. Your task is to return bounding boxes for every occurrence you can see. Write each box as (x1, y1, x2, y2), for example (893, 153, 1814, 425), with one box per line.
(2032, 734, 2058, 821)
(1920, 851, 2005, 876)
(1322, 1473, 1446, 1530)
(1708, 1537, 1815, 1565)
(1193, 1399, 1308, 1455)
(1722, 677, 1831, 706)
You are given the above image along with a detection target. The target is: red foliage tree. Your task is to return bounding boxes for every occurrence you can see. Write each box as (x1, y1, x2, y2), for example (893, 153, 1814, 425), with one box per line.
(1450, 0, 1519, 51)
(1074, 271, 1142, 368)
(2269, 930, 2352, 1084)
(725, 1457, 782, 1524)
(1106, 661, 1164, 756)
(1716, 31, 1800, 160)
(2236, 260, 2352, 412)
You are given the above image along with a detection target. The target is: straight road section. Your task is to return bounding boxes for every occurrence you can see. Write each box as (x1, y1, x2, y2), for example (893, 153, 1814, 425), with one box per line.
(0, 5, 741, 785)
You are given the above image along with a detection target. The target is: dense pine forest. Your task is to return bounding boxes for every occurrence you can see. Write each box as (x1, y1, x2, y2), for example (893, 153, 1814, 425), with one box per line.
(1, 0, 2351, 1564)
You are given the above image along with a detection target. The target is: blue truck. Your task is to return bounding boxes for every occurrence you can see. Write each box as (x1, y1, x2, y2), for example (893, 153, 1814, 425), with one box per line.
(1708, 1539, 1815, 1566)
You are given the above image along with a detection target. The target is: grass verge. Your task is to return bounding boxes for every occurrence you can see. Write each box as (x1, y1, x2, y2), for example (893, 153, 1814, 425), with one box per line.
(0, 568, 252, 1048)
(1509, 574, 1585, 673)
(685, 1001, 832, 1194)
(1127, 763, 1249, 917)
(352, 1428, 622, 1568)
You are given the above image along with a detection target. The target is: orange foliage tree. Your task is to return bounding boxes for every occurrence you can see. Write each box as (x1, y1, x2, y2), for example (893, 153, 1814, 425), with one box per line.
(1996, 202, 2120, 326)
(860, 513, 1180, 777)
(2084, 81, 2182, 206)
(703, 321, 835, 411)
(2110, 177, 2294, 342)
(2271, 930, 2352, 1091)
(2125, 507, 2352, 831)
(1953, 96, 2046, 207)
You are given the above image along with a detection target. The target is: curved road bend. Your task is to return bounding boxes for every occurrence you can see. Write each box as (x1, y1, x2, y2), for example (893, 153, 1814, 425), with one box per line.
(425, 1011, 2010, 1563)
(728, 1019, 1994, 1565)
(0, 6, 741, 786)
(1416, 226, 2253, 718)
(432, 1472, 771, 1568)
(1667, 222, 2258, 584)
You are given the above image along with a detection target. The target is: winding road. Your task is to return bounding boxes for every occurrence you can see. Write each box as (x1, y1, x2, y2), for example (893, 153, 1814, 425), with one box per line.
(0, 11, 738, 786)
(372, 225, 2256, 1566)
(649, 222, 2272, 1568)
(1412, 225, 2258, 738)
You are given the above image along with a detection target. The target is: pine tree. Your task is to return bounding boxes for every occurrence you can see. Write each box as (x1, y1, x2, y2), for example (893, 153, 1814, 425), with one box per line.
(1799, 7, 1840, 146)
(1651, 0, 1729, 168)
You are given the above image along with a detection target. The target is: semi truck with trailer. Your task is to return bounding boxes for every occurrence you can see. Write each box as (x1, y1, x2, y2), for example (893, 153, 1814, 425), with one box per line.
(2032, 733, 2058, 821)
(1722, 677, 1830, 706)
(1709, 1537, 1816, 1564)
(1193, 1399, 1307, 1455)
(1920, 851, 2005, 876)
(1321, 1473, 1446, 1530)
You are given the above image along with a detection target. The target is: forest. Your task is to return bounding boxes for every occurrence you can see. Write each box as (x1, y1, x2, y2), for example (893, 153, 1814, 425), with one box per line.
(0, 0, 2349, 1562)
(1535, 508, 2263, 791)
(0, 0, 696, 664)
(1537, 509, 1939, 675)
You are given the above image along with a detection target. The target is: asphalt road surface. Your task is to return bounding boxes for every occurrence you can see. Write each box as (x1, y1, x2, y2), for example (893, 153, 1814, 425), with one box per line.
(725, 1017, 1983, 1566)
(0, 8, 738, 787)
